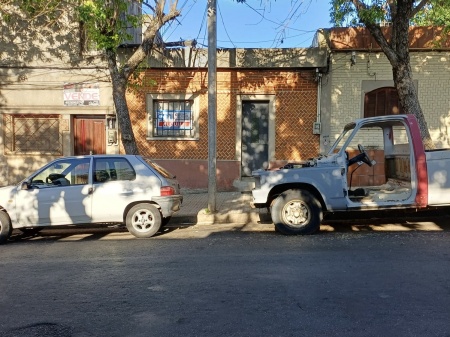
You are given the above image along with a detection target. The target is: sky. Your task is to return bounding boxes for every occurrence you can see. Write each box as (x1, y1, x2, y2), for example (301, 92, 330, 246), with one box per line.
(159, 0, 332, 49)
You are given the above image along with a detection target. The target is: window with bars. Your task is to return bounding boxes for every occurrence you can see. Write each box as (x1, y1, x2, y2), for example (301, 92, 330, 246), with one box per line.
(3, 114, 63, 155)
(151, 100, 195, 138)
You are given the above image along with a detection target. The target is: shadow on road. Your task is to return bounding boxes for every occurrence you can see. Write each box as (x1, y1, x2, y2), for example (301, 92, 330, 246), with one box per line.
(7, 223, 185, 244)
(321, 208, 450, 232)
(5, 208, 450, 244)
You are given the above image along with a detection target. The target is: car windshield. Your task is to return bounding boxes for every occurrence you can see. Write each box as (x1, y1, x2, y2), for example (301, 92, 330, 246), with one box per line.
(141, 157, 174, 179)
(30, 158, 90, 187)
(327, 123, 356, 155)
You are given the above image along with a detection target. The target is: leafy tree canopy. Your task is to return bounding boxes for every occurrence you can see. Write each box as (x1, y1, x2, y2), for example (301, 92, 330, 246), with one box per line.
(77, 0, 142, 50)
(412, 0, 450, 27)
(330, 0, 450, 29)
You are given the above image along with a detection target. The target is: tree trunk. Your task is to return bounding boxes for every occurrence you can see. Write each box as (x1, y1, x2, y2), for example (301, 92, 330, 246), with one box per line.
(364, 16, 435, 149)
(106, 49, 139, 155)
(392, 59, 435, 150)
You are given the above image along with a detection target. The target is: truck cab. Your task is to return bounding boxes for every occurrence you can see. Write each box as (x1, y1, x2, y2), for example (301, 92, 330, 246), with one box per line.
(252, 114, 450, 235)
(329, 114, 423, 209)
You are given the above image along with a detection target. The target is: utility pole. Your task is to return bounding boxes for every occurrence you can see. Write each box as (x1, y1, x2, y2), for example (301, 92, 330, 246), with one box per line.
(207, 0, 217, 213)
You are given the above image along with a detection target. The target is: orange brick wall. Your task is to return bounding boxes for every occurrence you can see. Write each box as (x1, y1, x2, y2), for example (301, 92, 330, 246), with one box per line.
(125, 68, 319, 189)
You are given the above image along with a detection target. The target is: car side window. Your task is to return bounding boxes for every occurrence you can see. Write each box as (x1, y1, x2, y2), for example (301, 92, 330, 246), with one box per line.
(31, 158, 90, 187)
(94, 158, 136, 184)
(71, 161, 90, 185)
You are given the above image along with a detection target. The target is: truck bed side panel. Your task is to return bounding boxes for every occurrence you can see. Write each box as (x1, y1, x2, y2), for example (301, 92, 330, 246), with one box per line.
(426, 149, 450, 205)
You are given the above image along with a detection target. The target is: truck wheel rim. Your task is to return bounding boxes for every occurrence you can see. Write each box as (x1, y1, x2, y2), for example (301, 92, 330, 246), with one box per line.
(282, 200, 309, 227)
(131, 209, 155, 232)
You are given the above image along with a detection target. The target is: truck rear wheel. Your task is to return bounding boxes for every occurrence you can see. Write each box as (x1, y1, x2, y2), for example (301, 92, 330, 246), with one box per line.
(271, 190, 322, 235)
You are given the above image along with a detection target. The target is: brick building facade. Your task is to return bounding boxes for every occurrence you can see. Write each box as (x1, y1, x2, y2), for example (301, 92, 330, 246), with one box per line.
(124, 48, 327, 190)
(127, 69, 319, 190)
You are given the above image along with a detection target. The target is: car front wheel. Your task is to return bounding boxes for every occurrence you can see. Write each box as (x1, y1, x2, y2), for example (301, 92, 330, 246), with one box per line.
(0, 211, 12, 244)
(271, 189, 322, 235)
(126, 203, 162, 238)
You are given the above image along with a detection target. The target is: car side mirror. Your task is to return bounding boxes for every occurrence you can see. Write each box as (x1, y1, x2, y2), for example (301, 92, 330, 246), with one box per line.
(21, 181, 31, 190)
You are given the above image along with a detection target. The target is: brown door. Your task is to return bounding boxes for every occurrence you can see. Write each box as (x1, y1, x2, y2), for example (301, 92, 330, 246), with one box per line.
(364, 87, 402, 117)
(74, 117, 106, 155)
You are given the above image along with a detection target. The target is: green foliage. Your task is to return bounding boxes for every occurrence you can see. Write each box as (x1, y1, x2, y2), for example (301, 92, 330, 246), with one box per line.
(412, 0, 450, 27)
(1, 12, 12, 23)
(330, 0, 450, 28)
(17, 0, 61, 16)
(330, 0, 389, 27)
(1, 0, 64, 24)
(127, 70, 157, 94)
(78, 0, 142, 50)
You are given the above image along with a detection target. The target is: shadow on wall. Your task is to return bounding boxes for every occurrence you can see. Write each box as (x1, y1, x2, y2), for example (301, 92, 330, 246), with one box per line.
(1, 6, 84, 67)
(0, 5, 98, 110)
(0, 156, 59, 187)
(154, 159, 240, 191)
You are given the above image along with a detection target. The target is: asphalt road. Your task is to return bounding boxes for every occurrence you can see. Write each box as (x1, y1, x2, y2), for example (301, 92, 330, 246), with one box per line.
(1, 222, 450, 337)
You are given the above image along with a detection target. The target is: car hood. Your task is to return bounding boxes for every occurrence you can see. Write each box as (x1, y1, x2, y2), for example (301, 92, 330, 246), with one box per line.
(0, 185, 17, 205)
(252, 153, 340, 176)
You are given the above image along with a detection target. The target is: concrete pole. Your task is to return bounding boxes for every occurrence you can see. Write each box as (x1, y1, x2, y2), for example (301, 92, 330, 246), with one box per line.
(207, 0, 217, 213)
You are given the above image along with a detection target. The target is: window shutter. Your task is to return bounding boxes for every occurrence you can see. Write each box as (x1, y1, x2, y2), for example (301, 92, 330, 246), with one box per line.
(364, 87, 402, 117)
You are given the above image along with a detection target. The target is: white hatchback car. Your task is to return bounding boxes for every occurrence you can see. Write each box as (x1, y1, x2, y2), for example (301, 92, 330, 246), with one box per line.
(0, 155, 183, 243)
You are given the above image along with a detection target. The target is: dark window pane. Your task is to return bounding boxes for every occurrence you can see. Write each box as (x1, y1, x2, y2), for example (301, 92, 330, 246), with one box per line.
(94, 158, 136, 183)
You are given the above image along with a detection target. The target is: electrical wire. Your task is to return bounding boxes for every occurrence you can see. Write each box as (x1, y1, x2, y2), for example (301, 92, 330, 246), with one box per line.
(195, 2, 208, 45)
(160, 0, 192, 42)
(217, 1, 236, 48)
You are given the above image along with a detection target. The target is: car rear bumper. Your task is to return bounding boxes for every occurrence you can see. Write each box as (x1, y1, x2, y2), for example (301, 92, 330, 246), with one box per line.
(152, 195, 183, 217)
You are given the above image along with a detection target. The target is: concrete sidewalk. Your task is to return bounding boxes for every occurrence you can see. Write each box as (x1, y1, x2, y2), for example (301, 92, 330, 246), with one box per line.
(172, 189, 270, 226)
(171, 190, 450, 234)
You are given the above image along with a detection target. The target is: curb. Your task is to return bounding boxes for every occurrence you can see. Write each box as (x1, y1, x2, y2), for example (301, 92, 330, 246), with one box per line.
(172, 210, 271, 226)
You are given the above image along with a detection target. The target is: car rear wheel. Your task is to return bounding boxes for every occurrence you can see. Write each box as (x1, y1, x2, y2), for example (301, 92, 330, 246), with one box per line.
(271, 189, 322, 235)
(0, 211, 12, 244)
(126, 203, 162, 238)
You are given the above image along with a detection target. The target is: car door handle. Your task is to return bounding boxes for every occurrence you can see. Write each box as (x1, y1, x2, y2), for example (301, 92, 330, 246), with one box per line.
(120, 190, 133, 195)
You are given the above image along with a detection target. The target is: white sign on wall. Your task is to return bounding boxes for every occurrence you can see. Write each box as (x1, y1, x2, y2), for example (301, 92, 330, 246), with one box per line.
(64, 83, 100, 106)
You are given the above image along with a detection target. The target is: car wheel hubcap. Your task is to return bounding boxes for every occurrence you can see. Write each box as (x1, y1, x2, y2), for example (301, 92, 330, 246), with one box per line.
(131, 210, 154, 232)
(282, 200, 309, 227)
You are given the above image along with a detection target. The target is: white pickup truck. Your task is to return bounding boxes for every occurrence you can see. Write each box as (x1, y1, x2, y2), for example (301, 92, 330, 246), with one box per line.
(252, 114, 450, 235)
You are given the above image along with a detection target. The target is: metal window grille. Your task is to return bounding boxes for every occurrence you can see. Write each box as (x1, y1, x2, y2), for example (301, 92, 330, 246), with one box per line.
(3, 114, 63, 155)
(153, 100, 194, 137)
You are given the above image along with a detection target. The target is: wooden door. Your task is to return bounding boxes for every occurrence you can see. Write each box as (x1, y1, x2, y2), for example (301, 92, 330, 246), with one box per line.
(364, 87, 402, 117)
(74, 117, 106, 155)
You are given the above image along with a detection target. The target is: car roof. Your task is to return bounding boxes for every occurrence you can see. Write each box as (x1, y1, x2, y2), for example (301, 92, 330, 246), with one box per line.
(55, 154, 140, 160)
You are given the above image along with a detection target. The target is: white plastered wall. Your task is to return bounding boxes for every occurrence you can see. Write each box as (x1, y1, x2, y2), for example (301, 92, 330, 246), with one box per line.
(321, 51, 450, 152)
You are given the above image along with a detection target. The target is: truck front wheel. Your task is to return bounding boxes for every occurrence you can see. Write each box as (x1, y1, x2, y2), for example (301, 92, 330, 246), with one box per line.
(271, 190, 322, 235)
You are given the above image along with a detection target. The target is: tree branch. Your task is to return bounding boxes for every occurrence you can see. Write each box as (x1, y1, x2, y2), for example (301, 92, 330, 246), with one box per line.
(122, 0, 180, 79)
(351, 0, 399, 64)
(411, 0, 429, 17)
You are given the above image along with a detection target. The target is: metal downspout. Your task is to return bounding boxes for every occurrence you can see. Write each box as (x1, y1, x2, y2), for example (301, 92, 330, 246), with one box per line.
(316, 70, 322, 126)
